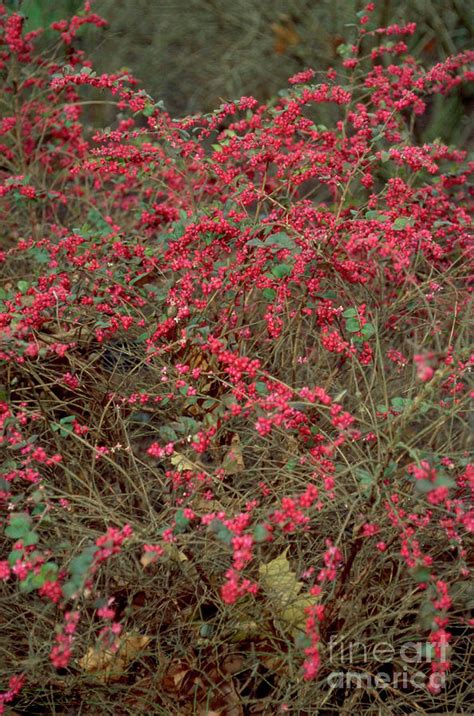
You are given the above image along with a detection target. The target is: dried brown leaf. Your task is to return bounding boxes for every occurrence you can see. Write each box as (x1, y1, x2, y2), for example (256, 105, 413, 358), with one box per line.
(221, 434, 245, 475)
(78, 633, 151, 683)
(259, 550, 317, 635)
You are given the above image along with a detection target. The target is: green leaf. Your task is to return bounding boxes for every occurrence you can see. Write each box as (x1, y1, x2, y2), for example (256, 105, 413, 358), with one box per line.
(202, 398, 218, 410)
(19, 574, 38, 594)
(383, 461, 397, 478)
(39, 562, 58, 582)
(199, 623, 215, 639)
(355, 468, 374, 496)
(342, 307, 358, 318)
(271, 263, 291, 279)
(414, 479, 434, 494)
(361, 322, 375, 337)
(295, 633, 312, 650)
(19, 563, 57, 593)
(210, 519, 233, 545)
(51, 418, 74, 437)
(418, 600, 437, 629)
(255, 381, 268, 395)
(336, 44, 351, 58)
(8, 549, 24, 566)
(29, 247, 50, 264)
(419, 401, 431, 415)
(23, 531, 39, 546)
(5, 513, 31, 539)
(17, 280, 29, 293)
(158, 425, 178, 442)
(317, 290, 337, 300)
(262, 288, 276, 300)
(172, 416, 199, 435)
(173, 509, 190, 534)
(365, 211, 390, 222)
(62, 579, 81, 599)
(31, 503, 47, 516)
(392, 216, 413, 230)
(434, 474, 456, 489)
(254, 524, 269, 543)
(70, 546, 97, 576)
(284, 457, 298, 472)
(412, 567, 431, 583)
(390, 396, 412, 412)
(266, 232, 296, 250)
(345, 317, 360, 333)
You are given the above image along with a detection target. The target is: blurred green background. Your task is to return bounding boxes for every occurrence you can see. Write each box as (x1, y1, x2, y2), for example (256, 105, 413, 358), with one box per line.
(5, 0, 473, 143)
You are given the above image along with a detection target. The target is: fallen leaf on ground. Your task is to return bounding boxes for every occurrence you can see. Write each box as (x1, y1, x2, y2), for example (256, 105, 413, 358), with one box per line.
(221, 434, 245, 474)
(259, 550, 317, 635)
(162, 660, 191, 693)
(79, 633, 151, 683)
(171, 452, 196, 471)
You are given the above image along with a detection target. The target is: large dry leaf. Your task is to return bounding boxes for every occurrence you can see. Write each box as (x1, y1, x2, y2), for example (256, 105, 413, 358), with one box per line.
(141, 543, 188, 567)
(79, 633, 151, 683)
(37, 327, 79, 343)
(140, 551, 159, 568)
(192, 495, 225, 514)
(221, 434, 245, 475)
(259, 550, 317, 635)
(162, 543, 189, 562)
(170, 452, 196, 472)
(230, 619, 260, 642)
(162, 660, 191, 693)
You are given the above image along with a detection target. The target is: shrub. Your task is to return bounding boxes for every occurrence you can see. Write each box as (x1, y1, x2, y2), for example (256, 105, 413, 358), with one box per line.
(0, 2, 472, 713)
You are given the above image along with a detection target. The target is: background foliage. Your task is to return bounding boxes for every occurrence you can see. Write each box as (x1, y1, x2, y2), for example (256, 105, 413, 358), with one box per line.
(7, 0, 474, 140)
